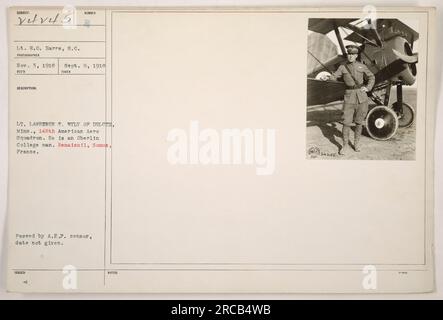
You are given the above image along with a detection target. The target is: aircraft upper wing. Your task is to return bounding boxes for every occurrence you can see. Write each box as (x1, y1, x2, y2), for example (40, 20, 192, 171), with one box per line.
(343, 28, 381, 45)
(344, 19, 419, 44)
(308, 18, 358, 34)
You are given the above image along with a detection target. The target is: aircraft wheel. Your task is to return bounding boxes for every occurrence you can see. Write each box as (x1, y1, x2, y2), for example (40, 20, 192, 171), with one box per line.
(392, 102, 415, 128)
(365, 106, 399, 140)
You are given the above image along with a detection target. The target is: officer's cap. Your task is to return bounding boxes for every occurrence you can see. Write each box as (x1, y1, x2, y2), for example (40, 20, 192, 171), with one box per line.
(346, 45, 360, 54)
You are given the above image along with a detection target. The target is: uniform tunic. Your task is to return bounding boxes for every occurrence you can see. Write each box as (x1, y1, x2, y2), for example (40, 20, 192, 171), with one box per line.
(330, 61, 375, 125)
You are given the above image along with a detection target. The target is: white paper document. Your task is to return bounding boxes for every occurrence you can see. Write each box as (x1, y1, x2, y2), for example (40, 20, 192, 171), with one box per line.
(7, 6, 436, 293)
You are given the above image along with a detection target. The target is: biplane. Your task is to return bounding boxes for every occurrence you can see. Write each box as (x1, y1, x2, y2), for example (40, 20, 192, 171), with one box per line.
(307, 18, 418, 140)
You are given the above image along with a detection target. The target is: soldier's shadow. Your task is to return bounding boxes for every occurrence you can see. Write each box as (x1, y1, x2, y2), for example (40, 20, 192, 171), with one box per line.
(307, 108, 343, 151)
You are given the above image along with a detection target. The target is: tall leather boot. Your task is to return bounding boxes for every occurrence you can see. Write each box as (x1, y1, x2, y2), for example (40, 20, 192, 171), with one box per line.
(339, 125, 350, 155)
(354, 124, 362, 152)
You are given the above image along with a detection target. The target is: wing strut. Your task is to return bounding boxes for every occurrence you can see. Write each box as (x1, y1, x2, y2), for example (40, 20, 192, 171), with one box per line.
(307, 50, 334, 74)
(333, 23, 347, 57)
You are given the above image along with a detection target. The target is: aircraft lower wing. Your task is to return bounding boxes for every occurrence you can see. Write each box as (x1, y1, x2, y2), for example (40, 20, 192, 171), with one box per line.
(307, 78, 346, 106)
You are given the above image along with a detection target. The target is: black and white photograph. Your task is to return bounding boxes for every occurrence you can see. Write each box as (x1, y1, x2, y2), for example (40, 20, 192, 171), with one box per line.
(307, 18, 419, 160)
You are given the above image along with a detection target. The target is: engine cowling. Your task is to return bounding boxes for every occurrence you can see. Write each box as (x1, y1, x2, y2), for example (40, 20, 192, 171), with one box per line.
(363, 36, 417, 85)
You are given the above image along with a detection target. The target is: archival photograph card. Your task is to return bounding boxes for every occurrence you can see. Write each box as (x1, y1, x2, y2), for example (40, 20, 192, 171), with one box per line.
(6, 6, 436, 293)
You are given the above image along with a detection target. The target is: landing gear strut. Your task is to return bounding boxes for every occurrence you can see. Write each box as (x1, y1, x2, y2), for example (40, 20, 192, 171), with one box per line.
(392, 84, 415, 128)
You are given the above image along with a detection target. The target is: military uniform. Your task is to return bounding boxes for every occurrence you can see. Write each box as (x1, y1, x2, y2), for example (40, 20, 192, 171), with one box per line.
(329, 45, 375, 154)
(330, 61, 375, 125)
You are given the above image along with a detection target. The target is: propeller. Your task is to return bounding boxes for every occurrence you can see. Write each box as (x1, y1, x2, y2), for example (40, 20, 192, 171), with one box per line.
(392, 48, 418, 64)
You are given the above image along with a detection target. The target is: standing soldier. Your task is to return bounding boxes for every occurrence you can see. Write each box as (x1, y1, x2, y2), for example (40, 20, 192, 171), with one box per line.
(322, 45, 375, 155)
